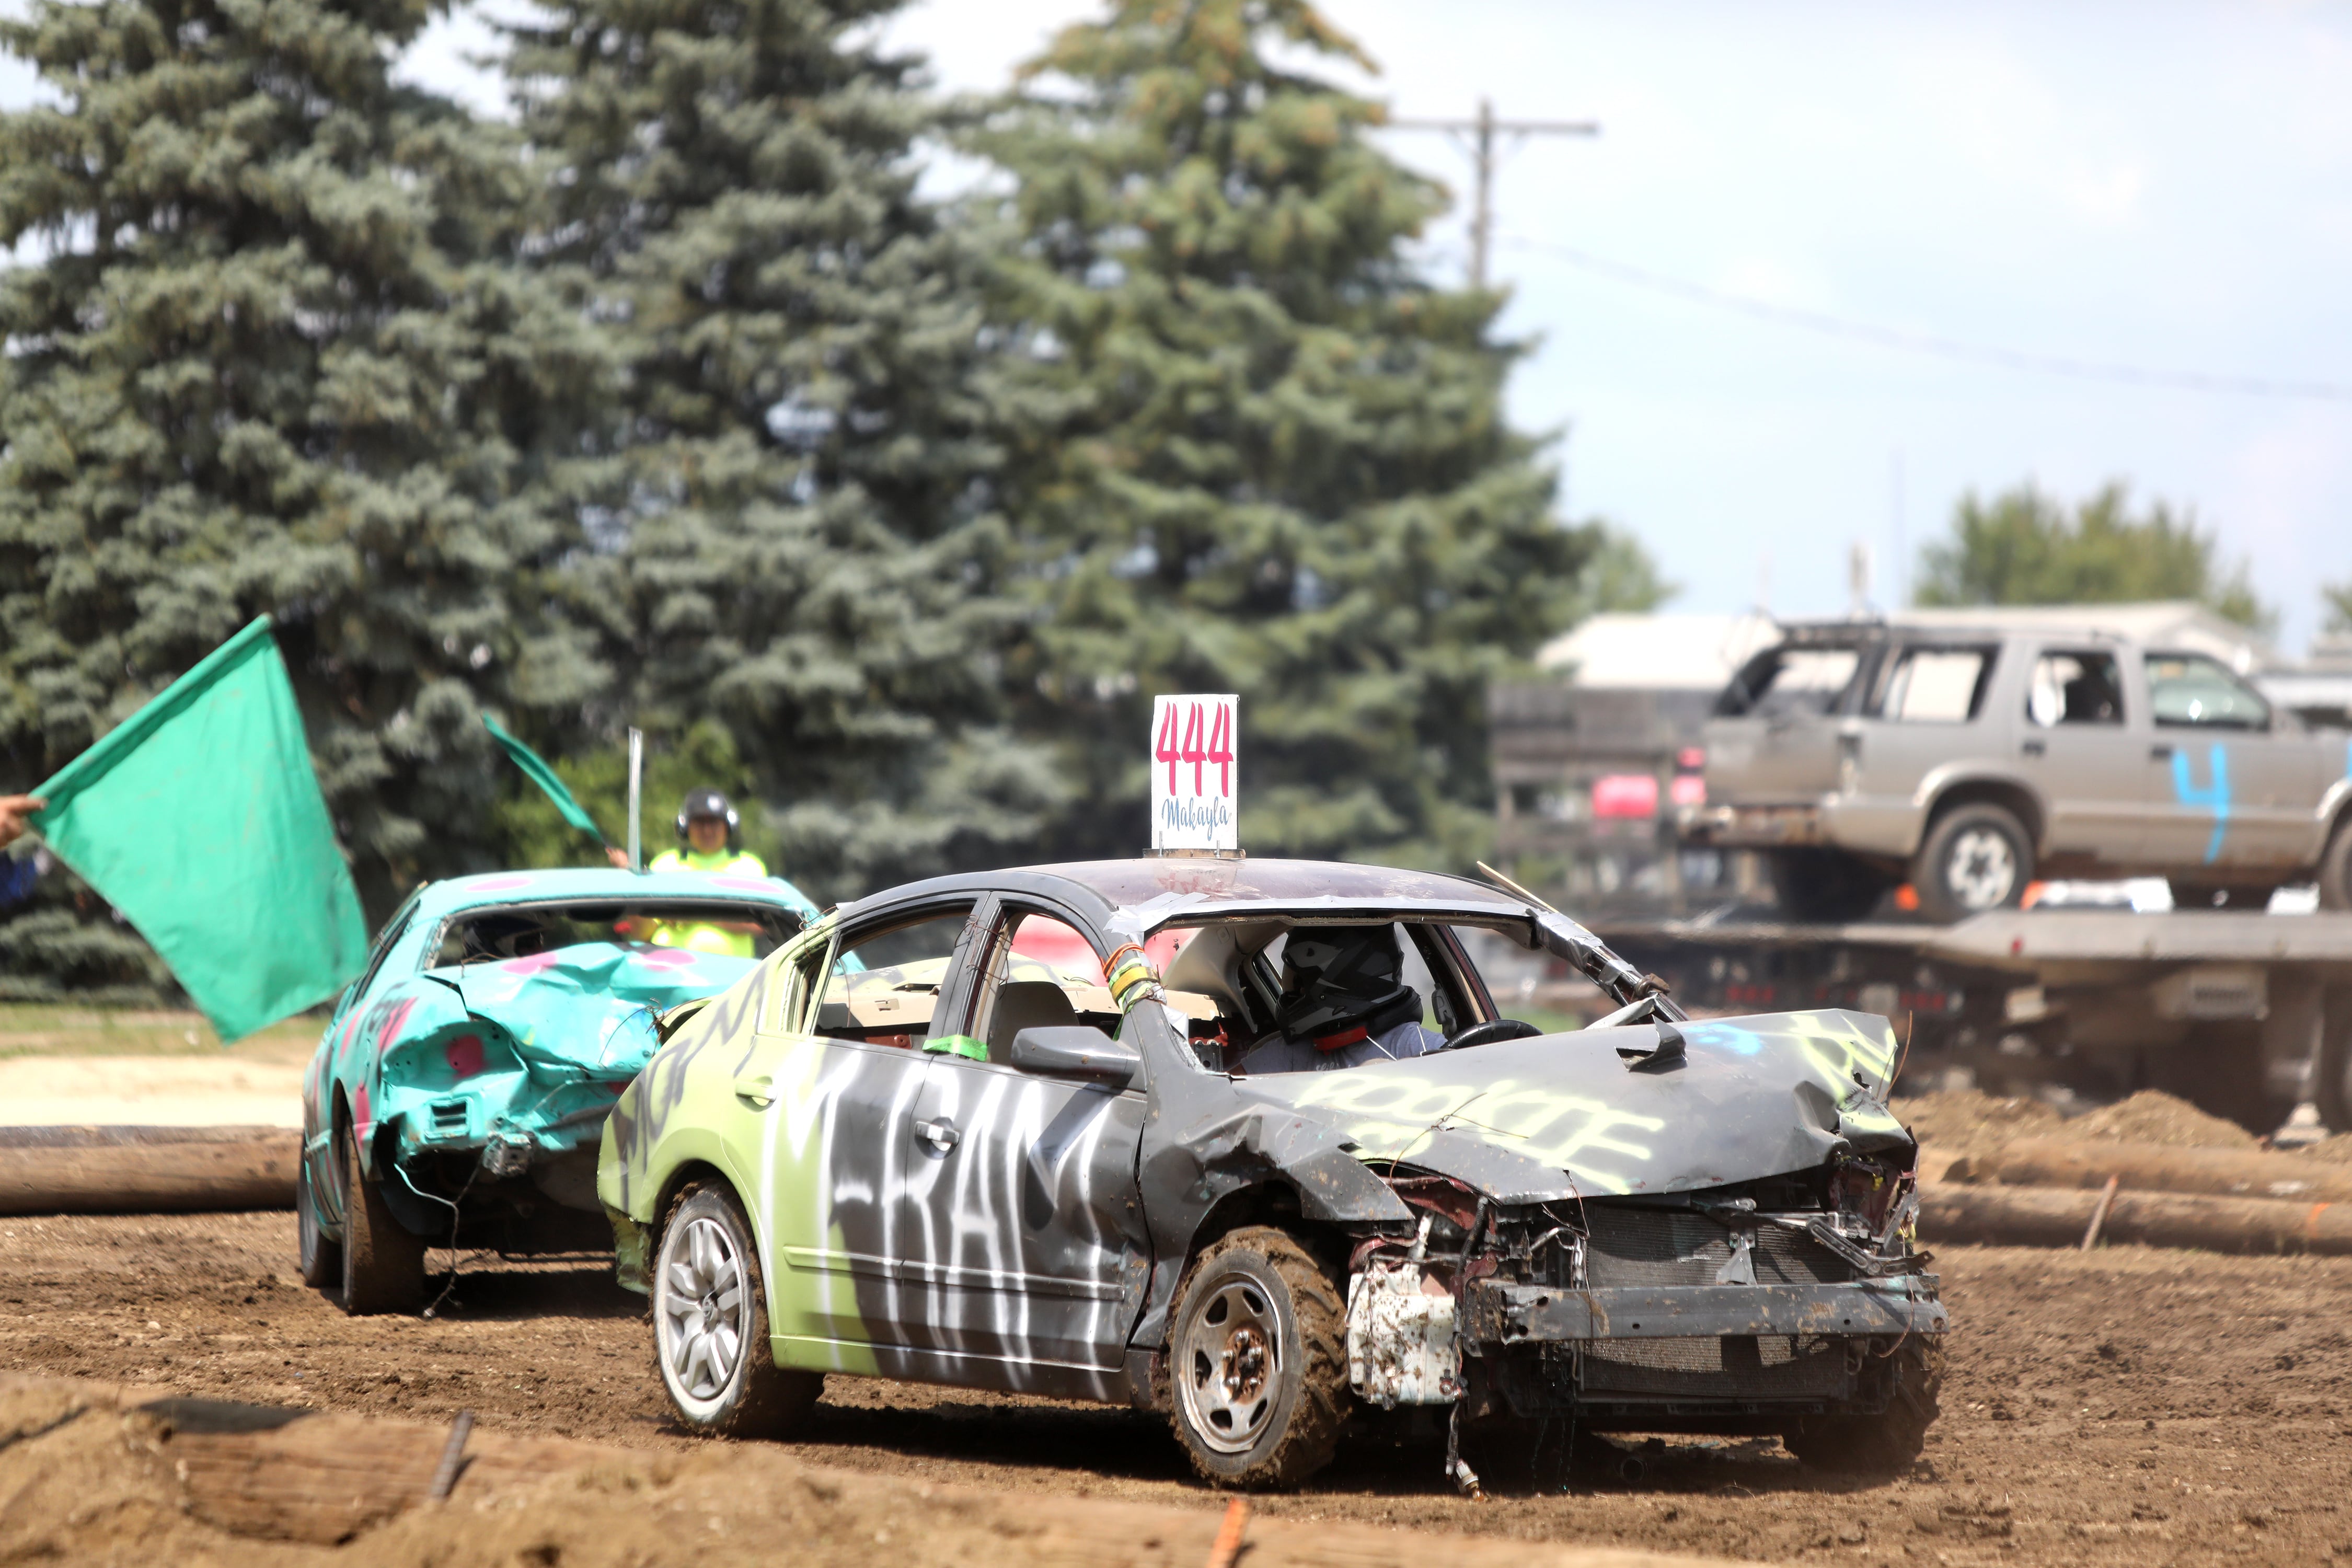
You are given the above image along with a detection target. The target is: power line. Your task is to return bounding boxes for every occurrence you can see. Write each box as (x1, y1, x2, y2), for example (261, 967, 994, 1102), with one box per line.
(1388, 101, 1599, 290)
(1506, 235, 2352, 403)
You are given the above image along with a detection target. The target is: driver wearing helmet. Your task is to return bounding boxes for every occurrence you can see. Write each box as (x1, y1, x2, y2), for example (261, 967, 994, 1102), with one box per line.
(641, 787, 767, 956)
(1233, 925, 1444, 1074)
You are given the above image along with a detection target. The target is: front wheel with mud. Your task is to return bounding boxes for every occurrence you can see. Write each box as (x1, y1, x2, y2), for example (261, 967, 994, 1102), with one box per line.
(339, 1124, 426, 1316)
(1168, 1226, 1349, 1490)
(1783, 1336, 1944, 1474)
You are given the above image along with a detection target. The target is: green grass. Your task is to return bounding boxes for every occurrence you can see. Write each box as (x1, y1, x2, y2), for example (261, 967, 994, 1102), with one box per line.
(0, 1003, 326, 1063)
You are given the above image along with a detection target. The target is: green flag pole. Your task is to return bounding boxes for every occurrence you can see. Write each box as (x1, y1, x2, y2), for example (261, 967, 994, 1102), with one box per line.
(481, 713, 612, 848)
(28, 616, 369, 1042)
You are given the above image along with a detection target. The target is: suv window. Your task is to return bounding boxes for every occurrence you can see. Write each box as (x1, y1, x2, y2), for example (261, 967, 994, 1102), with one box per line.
(2027, 651, 2125, 727)
(1717, 647, 1863, 718)
(2146, 652, 2269, 730)
(1870, 645, 1994, 722)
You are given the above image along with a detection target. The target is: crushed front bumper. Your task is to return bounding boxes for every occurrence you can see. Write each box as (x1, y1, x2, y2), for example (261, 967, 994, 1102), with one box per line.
(1463, 1276, 1947, 1346)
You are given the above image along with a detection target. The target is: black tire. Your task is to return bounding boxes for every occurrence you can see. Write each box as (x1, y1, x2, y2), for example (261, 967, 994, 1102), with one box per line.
(652, 1182, 820, 1439)
(1167, 1226, 1348, 1490)
(2319, 823, 2352, 913)
(1784, 1335, 1944, 1475)
(1912, 803, 2033, 924)
(2168, 880, 2280, 913)
(339, 1124, 426, 1316)
(2145, 1021, 2289, 1138)
(296, 1147, 341, 1289)
(1767, 848, 1889, 924)
(2310, 987, 2352, 1134)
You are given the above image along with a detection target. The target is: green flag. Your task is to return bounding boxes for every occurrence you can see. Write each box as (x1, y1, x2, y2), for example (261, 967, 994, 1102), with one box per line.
(481, 713, 608, 844)
(29, 617, 368, 1042)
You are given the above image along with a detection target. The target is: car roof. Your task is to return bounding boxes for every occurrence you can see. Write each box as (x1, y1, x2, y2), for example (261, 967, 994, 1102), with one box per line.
(409, 867, 821, 922)
(837, 857, 1526, 936)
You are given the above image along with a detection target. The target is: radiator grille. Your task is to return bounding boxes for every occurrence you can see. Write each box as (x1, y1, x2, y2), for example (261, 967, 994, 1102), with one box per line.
(1582, 1205, 1853, 1287)
(1579, 1334, 1851, 1399)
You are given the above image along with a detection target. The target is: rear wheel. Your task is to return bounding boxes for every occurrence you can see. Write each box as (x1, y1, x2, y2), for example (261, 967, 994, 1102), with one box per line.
(339, 1124, 426, 1316)
(1913, 804, 2033, 923)
(1784, 1335, 1944, 1475)
(296, 1147, 341, 1289)
(2319, 823, 2352, 913)
(1168, 1226, 1348, 1490)
(652, 1182, 820, 1439)
(1767, 849, 1890, 923)
(2314, 988, 2352, 1134)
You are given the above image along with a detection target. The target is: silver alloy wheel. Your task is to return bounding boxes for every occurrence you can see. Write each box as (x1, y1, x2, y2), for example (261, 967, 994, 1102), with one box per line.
(1944, 825, 2018, 910)
(659, 1215, 748, 1411)
(1177, 1269, 1285, 1455)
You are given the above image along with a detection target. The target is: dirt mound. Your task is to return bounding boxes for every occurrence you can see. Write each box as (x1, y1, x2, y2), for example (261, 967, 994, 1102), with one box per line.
(2061, 1090, 2260, 1149)
(0, 1373, 1742, 1568)
(1894, 1089, 2064, 1158)
(2288, 1133, 2352, 1165)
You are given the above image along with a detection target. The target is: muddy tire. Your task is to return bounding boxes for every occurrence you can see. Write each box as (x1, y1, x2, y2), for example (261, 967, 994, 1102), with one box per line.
(339, 1124, 425, 1316)
(652, 1181, 820, 1440)
(1167, 1226, 1348, 1490)
(1784, 1335, 1944, 1474)
(2320, 823, 2352, 913)
(1913, 804, 2033, 924)
(1767, 848, 1890, 923)
(296, 1148, 341, 1289)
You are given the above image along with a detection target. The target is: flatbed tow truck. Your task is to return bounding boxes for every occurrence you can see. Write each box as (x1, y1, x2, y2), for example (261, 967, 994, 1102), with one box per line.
(1589, 906, 2352, 1136)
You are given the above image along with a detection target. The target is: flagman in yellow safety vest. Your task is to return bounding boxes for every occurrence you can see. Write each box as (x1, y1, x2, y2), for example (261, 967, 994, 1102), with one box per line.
(643, 788, 768, 957)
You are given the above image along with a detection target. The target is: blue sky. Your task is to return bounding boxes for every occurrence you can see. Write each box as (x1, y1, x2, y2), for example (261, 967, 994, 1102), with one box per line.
(14, 1, 2351, 651)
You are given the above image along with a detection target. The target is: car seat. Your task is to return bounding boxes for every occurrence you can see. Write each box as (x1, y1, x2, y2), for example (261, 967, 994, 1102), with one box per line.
(986, 979, 1079, 1059)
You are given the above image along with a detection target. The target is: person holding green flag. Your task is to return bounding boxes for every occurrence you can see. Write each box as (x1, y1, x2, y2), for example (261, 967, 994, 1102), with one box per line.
(0, 795, 43, 847)
(639, 788, 768, 956)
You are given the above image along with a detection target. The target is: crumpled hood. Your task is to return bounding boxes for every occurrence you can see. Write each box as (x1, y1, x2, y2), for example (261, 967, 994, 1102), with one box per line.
(433, 943, 760, 1079)
(1229, 1009, 1913, 1200)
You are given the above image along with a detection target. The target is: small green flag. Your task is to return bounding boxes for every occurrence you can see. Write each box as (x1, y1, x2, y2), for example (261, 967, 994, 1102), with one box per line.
(481, 713, 608, 844)
(29, 617, 368, 1042)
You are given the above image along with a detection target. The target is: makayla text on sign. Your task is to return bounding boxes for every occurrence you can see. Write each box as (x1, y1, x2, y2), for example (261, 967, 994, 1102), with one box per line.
(1150, 694, 1238, 852)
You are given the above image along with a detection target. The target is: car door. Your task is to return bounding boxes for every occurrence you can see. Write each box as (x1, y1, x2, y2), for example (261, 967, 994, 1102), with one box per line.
(891, 898, 1152, 1382)
(2018, 644, 2150, 866)
(748, 900, 988, 1364)
(2140, 651, 2317, 871)
(1850, 639, 2002, 830)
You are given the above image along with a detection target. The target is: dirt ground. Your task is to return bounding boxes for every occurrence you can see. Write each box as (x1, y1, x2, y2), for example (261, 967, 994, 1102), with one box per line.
(1, 1202, 2348, 1566)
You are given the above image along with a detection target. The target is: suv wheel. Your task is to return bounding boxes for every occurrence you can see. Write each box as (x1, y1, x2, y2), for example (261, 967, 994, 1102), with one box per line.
(1913, 804, 2033, 923)
(296, 1147, 341, 1289)
(2320, 822, 2352, 913)
(1168, 1226, 1348, 1489)
(652, 1181, 820, 1439)
(1767, 848, 1890, 923)
(339, 1124, 426, 1316)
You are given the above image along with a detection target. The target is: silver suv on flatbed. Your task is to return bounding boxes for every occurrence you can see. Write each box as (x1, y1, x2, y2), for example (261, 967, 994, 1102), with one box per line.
(1687, 620, 2352, 921)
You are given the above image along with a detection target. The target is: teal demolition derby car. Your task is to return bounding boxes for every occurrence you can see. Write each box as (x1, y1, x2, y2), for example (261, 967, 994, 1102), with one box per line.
(298, 867, 818, 1313)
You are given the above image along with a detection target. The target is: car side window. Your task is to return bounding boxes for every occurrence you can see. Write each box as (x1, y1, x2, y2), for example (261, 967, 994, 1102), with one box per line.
(2146, 652, 2270, 731)
(966, 910, 1124, 1065)
(1717, 647, 1863, 718)
(764, 932, 828, 1034)
(337, 892, 424, 1016)
(1870, 645, 1994, 723)
(814, 908, 975, 1050)
(2027, 651, 2126, 727)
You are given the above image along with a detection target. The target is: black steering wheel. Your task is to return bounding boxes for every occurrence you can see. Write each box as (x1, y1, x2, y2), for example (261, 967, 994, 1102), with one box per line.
(1436, 1018, 1543, 1053)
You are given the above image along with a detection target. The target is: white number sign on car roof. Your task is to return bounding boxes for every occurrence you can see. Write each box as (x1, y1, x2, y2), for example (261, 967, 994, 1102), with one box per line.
(1150, 693, 1238, 852)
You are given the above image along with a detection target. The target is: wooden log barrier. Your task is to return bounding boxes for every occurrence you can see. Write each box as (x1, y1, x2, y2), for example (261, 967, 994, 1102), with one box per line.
(0, 1125, 297, 1215)
(1945, 1136, 2352, 1205)
(1922, 1181, 2352, 1255)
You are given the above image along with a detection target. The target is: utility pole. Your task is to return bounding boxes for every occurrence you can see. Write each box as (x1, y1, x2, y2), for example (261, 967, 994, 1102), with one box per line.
(1390, 97, 1599, 289)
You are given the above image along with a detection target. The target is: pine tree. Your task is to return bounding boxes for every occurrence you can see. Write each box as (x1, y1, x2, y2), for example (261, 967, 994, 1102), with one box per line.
(0, 0, 616, 978)
(504, 0, 1062, 901)
(979, 0, 1589, 869)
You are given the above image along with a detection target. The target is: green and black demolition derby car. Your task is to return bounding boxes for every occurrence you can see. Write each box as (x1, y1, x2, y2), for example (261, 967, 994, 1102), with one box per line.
(599, 858, 1945, 1489)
